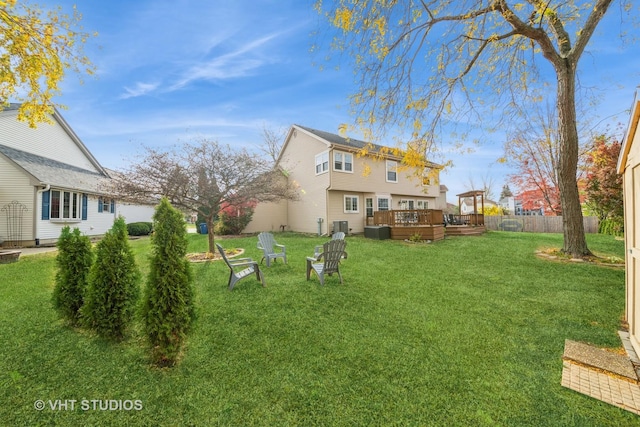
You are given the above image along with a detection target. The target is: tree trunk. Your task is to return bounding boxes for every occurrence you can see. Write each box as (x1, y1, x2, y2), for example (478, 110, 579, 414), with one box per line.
(206, 216, 215, 254)
(556, 62, 591, 257)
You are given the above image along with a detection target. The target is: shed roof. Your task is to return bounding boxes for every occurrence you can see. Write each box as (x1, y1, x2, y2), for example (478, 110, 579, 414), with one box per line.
(618, 92, 640, 174)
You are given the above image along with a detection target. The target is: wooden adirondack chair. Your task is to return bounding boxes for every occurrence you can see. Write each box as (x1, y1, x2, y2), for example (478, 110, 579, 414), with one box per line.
(306, 239, 348, 285)
(216, 243, 265, 290)
(257, 232, 287, 267)
(313, 231, 346, 259)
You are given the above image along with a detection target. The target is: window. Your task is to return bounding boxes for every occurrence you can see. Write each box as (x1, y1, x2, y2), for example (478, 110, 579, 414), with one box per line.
(334, 151, 353, 172)
(386, 160, 397, 182)
(417, 200, 429, 209)
(98, 197, 115, 214)
(365, 198, 373, 217)
(50, 190, 61, 219)
(49, 190, 83, 220)
(422, 168, 439, 186)
(344, 195, 359, 213)
(377, 197, 390, 211)
(315, 152, 329, 174)
(399, 199, 414, 209)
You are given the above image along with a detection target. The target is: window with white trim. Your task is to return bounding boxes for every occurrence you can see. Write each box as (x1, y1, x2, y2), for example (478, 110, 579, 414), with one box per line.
(417, 200, 429, 209)
(344, 195, 359, 213)
(365, 198, 373, 217)
(377, 197, 390, 211)
(98, 197, 115, 214)
(50, 190, 83, 220)
(399, 199, 414, 209)
(386, 160, 397, 182)
(315, 151, 329, 174)
(334, 151, 353, 172)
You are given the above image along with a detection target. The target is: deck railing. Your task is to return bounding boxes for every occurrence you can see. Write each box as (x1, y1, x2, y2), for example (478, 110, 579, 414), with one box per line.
(445, 213, 485, 226)
(373, 209, 444, 227)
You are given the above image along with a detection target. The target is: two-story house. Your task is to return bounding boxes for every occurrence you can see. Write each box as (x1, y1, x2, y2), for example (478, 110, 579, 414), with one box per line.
(0, 104, 154, 247)
(244, 125, 445, 235)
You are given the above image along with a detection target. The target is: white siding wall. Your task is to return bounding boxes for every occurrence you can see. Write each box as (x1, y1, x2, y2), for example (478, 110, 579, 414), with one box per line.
(116, 203, 156, 224)
(0, 156, 35, 243)
(0, 109, 100, 172)
(36, 195, 116, 244)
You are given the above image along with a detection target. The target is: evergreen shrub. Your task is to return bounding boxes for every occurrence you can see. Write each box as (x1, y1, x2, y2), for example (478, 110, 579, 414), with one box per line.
(142, 197, 195, 366)
(82, 217, 140, 339)
(127, 222, 153, 236)
(52, 226, 93, 326)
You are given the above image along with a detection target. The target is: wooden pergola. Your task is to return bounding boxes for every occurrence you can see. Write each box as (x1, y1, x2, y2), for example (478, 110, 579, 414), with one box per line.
(442, 190, 486, 234)
(457, 190, 485, 217)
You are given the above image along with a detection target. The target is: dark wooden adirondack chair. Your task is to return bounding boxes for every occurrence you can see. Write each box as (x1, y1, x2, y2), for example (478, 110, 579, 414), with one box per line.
(306, 239, 348, 285)
(313, 231, 346, 259)
(257, 232, 287, 267)
(216, 243, 265, 290)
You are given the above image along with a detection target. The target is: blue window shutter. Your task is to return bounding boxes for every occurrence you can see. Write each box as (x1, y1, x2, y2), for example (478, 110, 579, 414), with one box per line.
(41, 190, 50, 220)
(98, 197, 103, 213)
(110, 199, 115, 214)
(82, 194, 88, 220)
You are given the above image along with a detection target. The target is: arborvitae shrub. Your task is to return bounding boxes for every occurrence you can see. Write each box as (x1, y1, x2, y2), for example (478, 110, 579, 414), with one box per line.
(142, 197, 195, 367)
(126, 222, 153, 236)
(82, 217, 140, 340)
(52, 226, 93, 326)
(599, 217, 624, 237)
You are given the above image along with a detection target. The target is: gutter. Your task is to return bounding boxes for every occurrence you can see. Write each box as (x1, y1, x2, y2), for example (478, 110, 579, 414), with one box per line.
(35, 183, 50, 246)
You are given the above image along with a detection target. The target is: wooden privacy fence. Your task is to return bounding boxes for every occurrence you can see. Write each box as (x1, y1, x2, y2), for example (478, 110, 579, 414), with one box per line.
(484, 215, 599, 234)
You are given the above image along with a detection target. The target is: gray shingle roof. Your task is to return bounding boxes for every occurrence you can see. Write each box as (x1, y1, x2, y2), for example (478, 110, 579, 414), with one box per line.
(0, 143, 110, 193)
(295, 125, 442, 169)
(296, 125, 388, 152)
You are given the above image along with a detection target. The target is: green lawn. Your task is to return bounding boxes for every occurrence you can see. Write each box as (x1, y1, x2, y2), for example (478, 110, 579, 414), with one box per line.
(1, 231, 637, 426)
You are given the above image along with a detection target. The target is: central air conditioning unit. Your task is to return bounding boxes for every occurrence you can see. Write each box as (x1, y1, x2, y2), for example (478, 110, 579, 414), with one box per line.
(333, 220, 348, 235)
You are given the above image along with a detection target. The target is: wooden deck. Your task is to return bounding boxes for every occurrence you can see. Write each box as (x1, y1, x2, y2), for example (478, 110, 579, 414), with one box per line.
(444, 225, 486, 236)
(390, 225, 445, 241)
(372, 209, 445, 241)
(371, 209, 486, 240)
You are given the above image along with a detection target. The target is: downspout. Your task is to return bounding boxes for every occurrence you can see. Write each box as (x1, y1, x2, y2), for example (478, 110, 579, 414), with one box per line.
(35, 183, 50, 246)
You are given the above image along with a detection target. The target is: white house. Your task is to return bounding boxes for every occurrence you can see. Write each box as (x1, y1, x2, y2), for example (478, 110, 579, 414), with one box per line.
(0, 104, 152, 247)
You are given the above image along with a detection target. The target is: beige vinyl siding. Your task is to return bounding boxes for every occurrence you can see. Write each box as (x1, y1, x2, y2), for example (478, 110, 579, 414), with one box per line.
(243, 200, 288, 233)
(623, 113, 640, 356)
(327, 191, 364, 234)
(330, 149, 440, 198)
(0, 109, 100, 172)
(281, 129, 330, 234)
(0, 156, 35, 242)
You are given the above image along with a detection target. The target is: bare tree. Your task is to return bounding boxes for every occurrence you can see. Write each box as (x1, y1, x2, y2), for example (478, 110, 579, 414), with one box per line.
(259, 125, 287, 164)
(504, 102, 591, 215)
(316, 0, 632, 256)
(112, 139, 296, 253)
(465, 173, 496, 201)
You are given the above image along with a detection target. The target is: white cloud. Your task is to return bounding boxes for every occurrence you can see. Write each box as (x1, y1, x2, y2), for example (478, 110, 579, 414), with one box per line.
(170, 32, 283, 90)
(119, 82, 160, 99)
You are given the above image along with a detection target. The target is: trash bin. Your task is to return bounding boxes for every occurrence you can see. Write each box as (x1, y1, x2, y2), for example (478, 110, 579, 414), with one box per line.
(199, 223, 208, 234)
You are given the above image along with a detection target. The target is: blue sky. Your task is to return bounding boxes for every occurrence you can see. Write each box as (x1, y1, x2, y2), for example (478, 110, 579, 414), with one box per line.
(33, 0, 640, 202)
